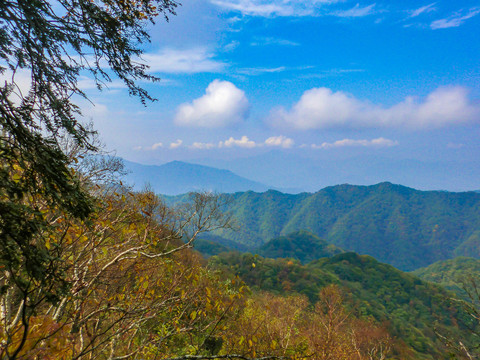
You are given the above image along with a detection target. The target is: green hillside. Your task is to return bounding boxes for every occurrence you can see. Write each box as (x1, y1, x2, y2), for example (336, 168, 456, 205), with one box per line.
(210, 251, 474, 359)
(257, 230, 344, 263)
(206, 182, 480, 270)
(413, 257, 480, 298)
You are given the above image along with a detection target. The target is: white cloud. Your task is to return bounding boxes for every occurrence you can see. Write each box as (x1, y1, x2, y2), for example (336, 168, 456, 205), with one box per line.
(250, 37, 300, 46)
(219, 136, 257, 148)
(332, 3, 376, 17)
(272, 86, 480, 130)
(170, 139, 183, 149)
(142, 48, 226, 73)
(237, 67, 287, 76)
(265, 135, 294, 148)
(223, 41, 240, 52)
(312, 137, 399, 149)
(151, 142, 164, 150)
(431, 7, 480, 29)
(211, 0, 340, 17)
(175, 80, 249, 128)
(133, 142, 164, 151)
(409, 3, 436, 18)
(191, 142, 216, 149)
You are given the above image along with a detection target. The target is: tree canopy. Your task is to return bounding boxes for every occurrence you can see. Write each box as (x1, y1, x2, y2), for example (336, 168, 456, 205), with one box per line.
(0, 0, 178, 322)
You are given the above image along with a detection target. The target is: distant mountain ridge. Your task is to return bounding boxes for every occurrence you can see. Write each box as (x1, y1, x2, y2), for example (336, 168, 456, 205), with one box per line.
(123, 160, 274, 195)
(185, 182, 480, 271)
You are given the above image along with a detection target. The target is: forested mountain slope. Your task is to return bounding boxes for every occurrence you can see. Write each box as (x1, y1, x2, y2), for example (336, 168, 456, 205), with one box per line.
(203, 182, 480, 270)
(413, 257, 480, 297)
(256, 230, 344, 263)
(210, 251, 473, 360)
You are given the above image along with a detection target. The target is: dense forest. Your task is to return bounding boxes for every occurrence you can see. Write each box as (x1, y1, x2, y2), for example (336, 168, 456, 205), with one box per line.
(172, 184, 480, 271)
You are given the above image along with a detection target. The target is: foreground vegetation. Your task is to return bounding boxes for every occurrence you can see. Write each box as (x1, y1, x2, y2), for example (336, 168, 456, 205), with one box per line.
(210, 251, 478, 359)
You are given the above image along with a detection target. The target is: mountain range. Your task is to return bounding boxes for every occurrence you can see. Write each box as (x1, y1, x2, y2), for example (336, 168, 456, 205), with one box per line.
(182, 182, 480, 271)
(122, 159, 274, 195)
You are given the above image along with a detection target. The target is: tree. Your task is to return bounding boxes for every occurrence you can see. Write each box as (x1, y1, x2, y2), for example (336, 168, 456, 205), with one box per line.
(0, 188, 239, 359)
(436, 276, 480, 359)
(0, 0, 177, 354)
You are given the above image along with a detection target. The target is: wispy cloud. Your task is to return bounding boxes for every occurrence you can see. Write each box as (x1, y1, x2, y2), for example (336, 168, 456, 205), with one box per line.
(302, 68, 366, 79)
(447, 142, 465, 149)
(237, 66, 287, 76)
(271, 86, 480, 130)
(223, 41, 240, 52)
(431, 7, 480, 29)
(211, 0, 341, 17)
(312, 137, 399, 149)
(250, 36, 300, 47)
(332, 3, 377, 18)
(175, 80, 249, 128)
(142, 48, 226, 74)
(408, 3, 436, 18)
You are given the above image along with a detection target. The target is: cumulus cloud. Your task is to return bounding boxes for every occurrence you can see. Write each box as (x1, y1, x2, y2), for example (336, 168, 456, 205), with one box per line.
(265, 135, 294, 148)
(191, 142, 216, 149)
(312, 137, 399, 149)
(219, 136, 257, 148)
(133, 142, 164, 151)
(272, 86, 479, 130)
(151, 142, 164, 150)
(175, 80, 249, 128)
(142, 48, 226, 73)
(170, 139, 183, 149)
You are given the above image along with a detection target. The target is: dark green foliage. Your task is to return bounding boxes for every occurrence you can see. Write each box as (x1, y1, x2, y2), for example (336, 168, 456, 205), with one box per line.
(209, 252, 338, 302)
(210, 251, 475, 359)
(198, 183, 480, 270)
(256, 230, 344, 263)
(193, 238, 233, 258)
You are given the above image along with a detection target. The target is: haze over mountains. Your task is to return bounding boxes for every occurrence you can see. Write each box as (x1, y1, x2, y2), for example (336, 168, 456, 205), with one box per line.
(123, 159, 274, 194)
(124, 151, 480, 194)
(192, 150, 480, 193)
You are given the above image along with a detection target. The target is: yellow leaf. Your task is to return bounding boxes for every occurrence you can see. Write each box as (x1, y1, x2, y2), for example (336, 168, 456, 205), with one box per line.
(190, 311, 197, 320)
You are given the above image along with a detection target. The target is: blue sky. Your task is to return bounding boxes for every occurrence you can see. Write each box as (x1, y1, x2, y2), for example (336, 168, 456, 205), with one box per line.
(80, 0, 480, 189)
